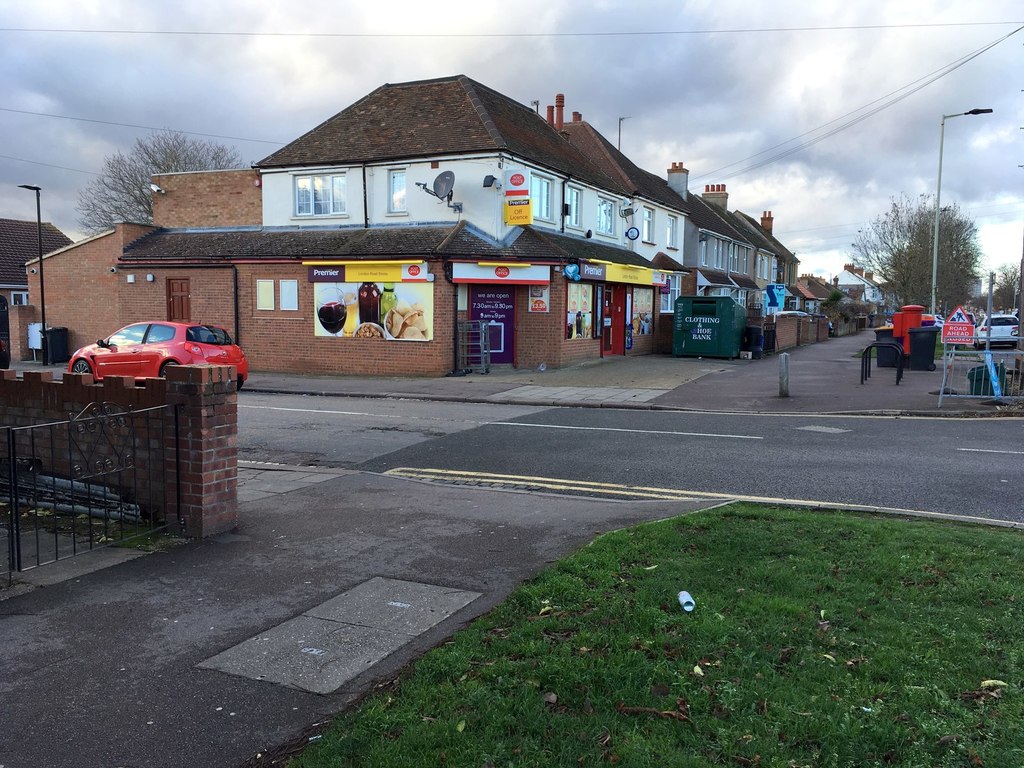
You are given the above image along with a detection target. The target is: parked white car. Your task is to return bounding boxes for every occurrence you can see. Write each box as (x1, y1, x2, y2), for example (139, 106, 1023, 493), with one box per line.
(975, 314, 1019, 348)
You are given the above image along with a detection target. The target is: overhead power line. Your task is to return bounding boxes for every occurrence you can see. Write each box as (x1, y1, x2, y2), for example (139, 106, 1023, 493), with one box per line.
(0, 21, 1022, 38)
(0, 107, 283, 145)
(692, 25, 1024, 183)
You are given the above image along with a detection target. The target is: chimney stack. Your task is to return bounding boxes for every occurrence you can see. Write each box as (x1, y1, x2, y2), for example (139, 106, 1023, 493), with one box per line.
(843, 263, 855, 273)
(545, 104, 554, 126)
(702, 183, 729, 210)
(666, 161, 690, 199)
(865, 271, 874, 282)
(760, 210, 774, 234)
(572, 111, 582, 122)
(555, 93, 565, 130)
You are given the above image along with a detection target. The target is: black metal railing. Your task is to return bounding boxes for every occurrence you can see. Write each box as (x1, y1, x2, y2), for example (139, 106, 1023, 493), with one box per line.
(3, 402, 180, 574)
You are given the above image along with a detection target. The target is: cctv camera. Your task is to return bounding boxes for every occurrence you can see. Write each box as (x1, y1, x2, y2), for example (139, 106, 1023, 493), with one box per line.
(30, 267, 37, 274)
(149, 183, 164, 194)
(109, 266, 117, 273)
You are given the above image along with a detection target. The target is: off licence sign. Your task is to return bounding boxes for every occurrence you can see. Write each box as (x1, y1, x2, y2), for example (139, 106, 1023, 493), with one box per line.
(942, 305, 975, 344)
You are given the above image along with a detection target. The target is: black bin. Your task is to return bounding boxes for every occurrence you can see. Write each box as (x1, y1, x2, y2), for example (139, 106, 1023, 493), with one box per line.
(44, 327, 70, 365)
(746, 325, 764, 359)
(908, 326, 939, 371)
(873, 327, 898, 367)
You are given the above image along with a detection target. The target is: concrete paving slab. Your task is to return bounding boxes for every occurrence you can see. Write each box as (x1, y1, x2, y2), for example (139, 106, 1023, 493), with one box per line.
(199, 578, 481, 695)
(307, 577, 481, 635)
(200, 615, 399, 695)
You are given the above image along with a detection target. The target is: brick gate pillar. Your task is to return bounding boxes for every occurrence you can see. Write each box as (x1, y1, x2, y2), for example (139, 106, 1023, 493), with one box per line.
(164, 365, 238, 537)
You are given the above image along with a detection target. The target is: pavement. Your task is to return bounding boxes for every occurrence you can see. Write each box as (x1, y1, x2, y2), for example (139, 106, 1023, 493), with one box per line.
(2, 332, 1020, 768)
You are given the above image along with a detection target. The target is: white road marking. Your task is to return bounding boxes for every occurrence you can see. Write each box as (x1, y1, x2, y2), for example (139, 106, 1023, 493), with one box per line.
(957, 448, 1024, 456)
(492, 422, 762, 440)
(241, 404, 761, 440)
(796, 425, 851, 434)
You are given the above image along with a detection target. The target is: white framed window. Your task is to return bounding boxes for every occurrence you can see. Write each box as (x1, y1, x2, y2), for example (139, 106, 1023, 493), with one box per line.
(659, 274, 682, 313)
(700, 239, 708, 266)
(388, 169, 407, 213)
(256, 279, 275, 310)
(666, 215, 678, 249)
(280, 280, 299, 311)
(566, 186, 581, 228)
(295, 174, 346, 216)
(10, 291, 28, 306)
(642, 207, 655, 243)
(531, 175, 553, 220)
(596, 197, 615, 235)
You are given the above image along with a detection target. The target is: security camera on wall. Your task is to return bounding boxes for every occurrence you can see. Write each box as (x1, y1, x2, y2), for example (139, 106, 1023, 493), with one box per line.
(109, 266, 117, 273)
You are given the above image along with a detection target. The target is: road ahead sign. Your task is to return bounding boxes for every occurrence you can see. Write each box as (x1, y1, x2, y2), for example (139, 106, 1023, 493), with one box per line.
(942, 305, 975, 344)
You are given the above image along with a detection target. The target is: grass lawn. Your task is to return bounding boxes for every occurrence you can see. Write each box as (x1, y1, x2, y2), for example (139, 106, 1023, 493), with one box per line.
(290, 504, 1023, 767)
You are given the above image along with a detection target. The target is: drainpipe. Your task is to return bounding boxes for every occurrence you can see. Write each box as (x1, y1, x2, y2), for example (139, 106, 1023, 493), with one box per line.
(231, 268, 238, 346)
(560, 177, 567, 233)
(361, 163, 369, 228)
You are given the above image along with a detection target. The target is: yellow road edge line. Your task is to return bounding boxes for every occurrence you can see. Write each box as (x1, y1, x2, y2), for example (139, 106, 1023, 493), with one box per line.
(382, 468, 1024, 528)
(386, 469, 695, 500)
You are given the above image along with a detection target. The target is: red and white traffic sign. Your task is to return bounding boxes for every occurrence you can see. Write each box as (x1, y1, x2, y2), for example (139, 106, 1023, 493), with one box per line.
(942, 305, 975, 344)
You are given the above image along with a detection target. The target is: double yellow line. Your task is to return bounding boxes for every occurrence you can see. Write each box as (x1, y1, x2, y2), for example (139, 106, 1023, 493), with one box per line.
(383, 467, 701, 501)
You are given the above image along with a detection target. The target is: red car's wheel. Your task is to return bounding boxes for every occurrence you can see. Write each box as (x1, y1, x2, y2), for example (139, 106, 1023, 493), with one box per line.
(159, 360, 180, 378)
(70, 359, 93, 376)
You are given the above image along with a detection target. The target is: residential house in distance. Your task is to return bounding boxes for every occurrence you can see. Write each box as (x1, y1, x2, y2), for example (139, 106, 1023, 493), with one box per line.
(796, 273, 834, 315)
(836, 263, 888, 322)
(0, 217, 73, 360)
(0, 217, 72, 308)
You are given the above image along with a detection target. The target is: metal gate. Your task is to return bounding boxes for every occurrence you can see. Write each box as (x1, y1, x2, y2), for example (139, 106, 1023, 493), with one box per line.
(3, 402, 181, 575)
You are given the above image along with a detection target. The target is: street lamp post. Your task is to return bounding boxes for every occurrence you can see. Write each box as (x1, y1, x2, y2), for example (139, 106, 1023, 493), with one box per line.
(930, 108, 993, 315)
(18, 184, 47, 364)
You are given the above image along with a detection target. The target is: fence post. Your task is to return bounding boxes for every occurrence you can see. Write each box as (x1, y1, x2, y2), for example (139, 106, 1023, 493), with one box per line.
(779, 353, 790, 397)
(164, 365, 238, 537)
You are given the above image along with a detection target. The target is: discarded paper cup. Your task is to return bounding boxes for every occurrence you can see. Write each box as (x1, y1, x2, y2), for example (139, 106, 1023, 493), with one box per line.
(678, 591, 695, 612)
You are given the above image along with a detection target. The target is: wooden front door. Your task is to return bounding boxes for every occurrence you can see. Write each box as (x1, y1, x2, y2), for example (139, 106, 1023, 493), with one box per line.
(167, 278, 191, 322)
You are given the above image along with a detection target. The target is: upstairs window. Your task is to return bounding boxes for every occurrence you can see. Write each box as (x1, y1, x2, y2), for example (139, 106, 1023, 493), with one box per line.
(388, 169, 407, 213)
(566, 186, 581, 228)
(666, 215, 678, 249)
(531, 175, 553, 220)
(295, 174, 346, 216)
(642, 207, 655, 242)
(596, 198, 615, 235)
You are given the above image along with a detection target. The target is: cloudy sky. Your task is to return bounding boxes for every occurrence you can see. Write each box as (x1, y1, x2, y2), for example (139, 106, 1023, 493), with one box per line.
(1, 1, 1021, 279)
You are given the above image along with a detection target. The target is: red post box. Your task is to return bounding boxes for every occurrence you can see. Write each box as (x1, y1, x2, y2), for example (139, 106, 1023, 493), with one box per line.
(892, 304, 924, 354)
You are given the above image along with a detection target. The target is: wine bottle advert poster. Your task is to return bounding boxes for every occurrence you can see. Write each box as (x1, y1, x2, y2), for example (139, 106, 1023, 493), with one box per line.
(314, 282, 434, 341)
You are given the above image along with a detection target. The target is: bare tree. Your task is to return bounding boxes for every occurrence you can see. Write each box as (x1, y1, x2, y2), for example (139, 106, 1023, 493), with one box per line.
(76, 131, 243, 233)
(850, 193, 981, 313)
(992, 262, 1020, 312)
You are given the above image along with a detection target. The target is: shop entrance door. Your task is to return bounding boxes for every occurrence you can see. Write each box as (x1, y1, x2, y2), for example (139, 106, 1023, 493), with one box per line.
(602, 284, 626, 355)
(469, 286, 515, 365)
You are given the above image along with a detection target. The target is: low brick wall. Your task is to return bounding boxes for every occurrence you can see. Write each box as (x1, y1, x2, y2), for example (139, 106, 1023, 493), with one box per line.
(0, 365, 238, 538)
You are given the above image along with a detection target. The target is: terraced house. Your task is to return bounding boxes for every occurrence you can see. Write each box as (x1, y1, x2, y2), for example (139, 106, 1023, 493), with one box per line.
(26, 75, 804, 374)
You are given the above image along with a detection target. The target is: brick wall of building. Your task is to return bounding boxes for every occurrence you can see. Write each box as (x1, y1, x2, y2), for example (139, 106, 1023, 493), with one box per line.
(152, 169, 263, 228)
(22, 224, 154, 360)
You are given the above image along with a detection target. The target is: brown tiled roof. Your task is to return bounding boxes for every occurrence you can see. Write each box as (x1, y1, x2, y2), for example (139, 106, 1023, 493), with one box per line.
(652, 251, 688, 272)
(121, 225, 469, 262)
(686, 194, 749, 242)
(730, 273, 760, 290)
(697, 268, 737, 288)
(798, 276, 833, 300)
(0, 218, 73, 285)
(559, 122, 689, 213)
(120, 222, 654, 273)
(735, 211, 796, 262)
(257, 76, 625, 194)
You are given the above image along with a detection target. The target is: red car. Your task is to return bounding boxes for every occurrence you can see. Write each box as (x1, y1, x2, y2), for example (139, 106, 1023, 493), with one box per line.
(67, 321, 248, 389)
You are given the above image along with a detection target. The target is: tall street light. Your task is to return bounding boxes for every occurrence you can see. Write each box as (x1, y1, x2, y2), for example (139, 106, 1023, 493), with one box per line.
(18, 184, 47, 365)
(930, 108, 993, 315)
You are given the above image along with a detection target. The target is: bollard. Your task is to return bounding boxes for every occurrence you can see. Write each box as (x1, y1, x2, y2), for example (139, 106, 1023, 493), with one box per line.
(779, 352, 790, 397)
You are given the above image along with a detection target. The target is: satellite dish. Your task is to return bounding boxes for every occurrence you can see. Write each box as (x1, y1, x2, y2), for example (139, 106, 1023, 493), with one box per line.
(432, 171, 456, 200)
